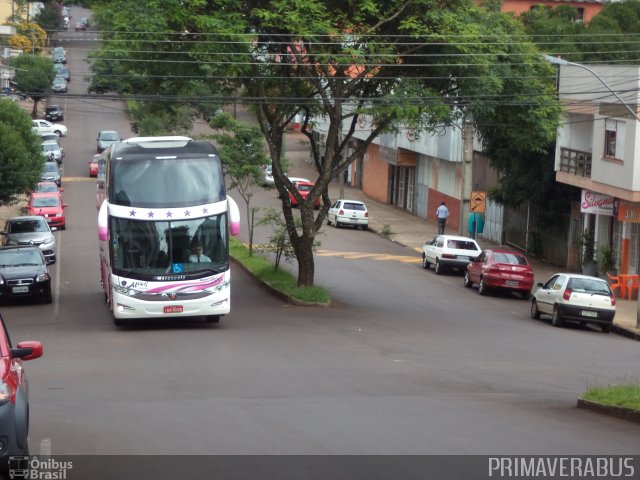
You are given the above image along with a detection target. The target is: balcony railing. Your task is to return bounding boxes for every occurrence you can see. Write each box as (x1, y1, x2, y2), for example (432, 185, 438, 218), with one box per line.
(559, 147, 592, 178)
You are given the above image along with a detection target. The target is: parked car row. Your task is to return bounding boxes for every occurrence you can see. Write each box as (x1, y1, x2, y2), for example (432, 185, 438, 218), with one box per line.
(421, 234, 616, 333)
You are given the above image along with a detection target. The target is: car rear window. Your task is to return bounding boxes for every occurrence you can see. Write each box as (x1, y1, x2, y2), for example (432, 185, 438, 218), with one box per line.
(493, 253, 528, 265)
(296, 184, 313, 192)
(343, 202, 365, 211)
(447, 240, 478, 250)
(567, 278, 612, 295)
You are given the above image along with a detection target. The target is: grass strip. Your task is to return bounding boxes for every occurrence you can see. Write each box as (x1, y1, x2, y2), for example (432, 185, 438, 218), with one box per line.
(581, 385, 640, 411)
(230, 238, 330, 304)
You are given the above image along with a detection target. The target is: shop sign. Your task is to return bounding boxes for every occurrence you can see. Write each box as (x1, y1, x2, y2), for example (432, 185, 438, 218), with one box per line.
(580, 190, 614, 216)
(617, 203, 640, 223)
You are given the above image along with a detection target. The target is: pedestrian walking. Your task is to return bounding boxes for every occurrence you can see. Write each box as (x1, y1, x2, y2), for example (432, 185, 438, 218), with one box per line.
(436, 201, 449, 234)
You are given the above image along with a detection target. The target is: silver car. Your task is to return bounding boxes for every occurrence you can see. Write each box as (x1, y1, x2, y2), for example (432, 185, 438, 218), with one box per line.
(41, 161, 62, 187)
(41, 141, 64, 164)
(1, 216, 56, 264)
(531, 273, 615, 333)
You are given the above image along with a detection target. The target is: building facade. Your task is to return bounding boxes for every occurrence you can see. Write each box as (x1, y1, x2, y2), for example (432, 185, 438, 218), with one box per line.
(553, 63, 640, 275)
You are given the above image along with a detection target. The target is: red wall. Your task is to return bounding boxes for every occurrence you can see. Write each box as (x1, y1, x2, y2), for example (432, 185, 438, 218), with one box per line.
(501, 0, 604, 22)
(362, 144, 390, 204)
(428, 189, 460, 233)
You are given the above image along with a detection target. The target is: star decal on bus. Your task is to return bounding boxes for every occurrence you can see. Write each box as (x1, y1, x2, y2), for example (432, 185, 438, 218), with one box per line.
(201, 207, 209, 214)
(147, 211, 155, 218)
(129, 209, 136, 217)
(184, 210, 191, 216)
(166, 211, 173, 218)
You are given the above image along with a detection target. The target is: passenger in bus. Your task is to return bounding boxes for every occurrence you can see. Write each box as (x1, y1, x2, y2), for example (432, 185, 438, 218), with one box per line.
(188, 241, 211, 263)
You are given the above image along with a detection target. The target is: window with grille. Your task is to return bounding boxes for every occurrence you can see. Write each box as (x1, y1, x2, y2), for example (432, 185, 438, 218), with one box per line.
(604, 119, 625, 160)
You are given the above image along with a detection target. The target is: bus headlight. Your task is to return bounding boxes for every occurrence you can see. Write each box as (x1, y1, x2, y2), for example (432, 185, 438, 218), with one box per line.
(113, 284, 139, 297)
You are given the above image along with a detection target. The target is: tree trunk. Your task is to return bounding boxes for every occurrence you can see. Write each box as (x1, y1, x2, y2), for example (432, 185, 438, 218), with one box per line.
(31, 98, 38, 118)
(295, 240, 315, 287)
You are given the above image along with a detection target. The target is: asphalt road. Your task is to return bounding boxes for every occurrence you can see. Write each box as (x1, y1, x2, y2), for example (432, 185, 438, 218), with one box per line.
(2, 8, 639, 466)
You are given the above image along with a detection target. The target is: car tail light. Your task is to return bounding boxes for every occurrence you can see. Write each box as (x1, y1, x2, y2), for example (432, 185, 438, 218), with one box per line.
(563, 289, 572, 300)
(364, 212, 368, 217)
(442, 253, 456, 259)
(338, 209, 344, 215)
(610, 295, 616, 306)
(485, 266, 499, 274)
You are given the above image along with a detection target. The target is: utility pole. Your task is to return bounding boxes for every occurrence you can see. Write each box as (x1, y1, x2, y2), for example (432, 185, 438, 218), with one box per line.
(459, 115, 473, 236)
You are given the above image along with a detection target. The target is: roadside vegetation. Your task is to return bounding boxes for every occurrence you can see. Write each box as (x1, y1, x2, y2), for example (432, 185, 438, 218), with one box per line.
(230, 238, 330, 305)
(581, 384, 640, 411)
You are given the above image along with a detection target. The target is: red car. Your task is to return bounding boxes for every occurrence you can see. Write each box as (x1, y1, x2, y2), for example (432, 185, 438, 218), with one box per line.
(89, 154, 99, 177)
(0, 312, 42, 466)
(464, 248, 534, 299)
(26, 192, 68, 230)
(288, 181, 320, 209)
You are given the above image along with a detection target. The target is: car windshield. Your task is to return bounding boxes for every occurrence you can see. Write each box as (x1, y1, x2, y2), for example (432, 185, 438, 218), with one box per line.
(42, 144, 58, 152)
(9, 219, 47, 233)
(100, 132, 119, 141)
(32, 196, 60, 208)
(44, 164, 59, 173)
(493, 253, 528, 265)
(343, 202, 365, 211)
(0, 250, 42, 267)
(296, 184, 313, 192)
(447, 240, 478, 250)
(567, 278, 612, 295)
(35, 184, 58, 193)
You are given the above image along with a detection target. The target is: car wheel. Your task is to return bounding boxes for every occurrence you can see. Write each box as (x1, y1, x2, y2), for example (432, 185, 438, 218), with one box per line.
(552, 305, 564, 327)
(54, 130, 62, 136)
(435, 259, 443, 274)
(205, 315, 220, 324)
(327, 217, 332, 226)
(478, 278, 489, 295)
(43, 287, 52, 304)
(463, 272, 473, 288)
(530, 299, 541, 319)
(422, 255, 430, 270)
(601, 324, 611, 333)
(334, 219, 340, 229)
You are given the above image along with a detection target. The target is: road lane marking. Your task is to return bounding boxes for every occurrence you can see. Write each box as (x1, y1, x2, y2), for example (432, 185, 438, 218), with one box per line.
(242, 244, 423, 264)
(62, 177, 96, 182)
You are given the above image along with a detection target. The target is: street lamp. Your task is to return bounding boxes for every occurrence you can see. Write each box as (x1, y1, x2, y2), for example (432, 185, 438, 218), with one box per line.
(543, 54, 640, 123)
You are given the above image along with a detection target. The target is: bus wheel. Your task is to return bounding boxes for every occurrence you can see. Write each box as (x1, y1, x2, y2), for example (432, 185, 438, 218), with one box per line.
(205, 315, 220, 324)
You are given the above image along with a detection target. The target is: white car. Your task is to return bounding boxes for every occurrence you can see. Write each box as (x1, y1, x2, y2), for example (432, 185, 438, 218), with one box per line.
(32, 119, 67, 137)
(327, 199, 369, 230)
(530, 273, 616, 333)
(422, 234, 481, 274)
(41, 140, 64, 164)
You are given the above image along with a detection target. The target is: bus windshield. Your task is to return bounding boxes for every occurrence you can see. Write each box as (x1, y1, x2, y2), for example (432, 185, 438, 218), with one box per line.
(110, 157, 225, 208)
(110, 214, 228, 277)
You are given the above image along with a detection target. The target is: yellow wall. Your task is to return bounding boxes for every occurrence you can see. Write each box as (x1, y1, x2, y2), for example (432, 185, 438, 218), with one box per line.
(0, 0, 13, 24)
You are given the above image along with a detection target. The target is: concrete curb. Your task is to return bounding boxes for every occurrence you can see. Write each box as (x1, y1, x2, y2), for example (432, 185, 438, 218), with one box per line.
(577, 398, 640, 424)
(612, 324, 640, 341)
(230, 256, 331, 307)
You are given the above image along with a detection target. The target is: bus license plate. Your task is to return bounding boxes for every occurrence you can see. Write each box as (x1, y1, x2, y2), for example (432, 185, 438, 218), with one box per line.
(581, 310, 598, 318)
(164, 305, 183, 314)
(12, 286, 29, 293)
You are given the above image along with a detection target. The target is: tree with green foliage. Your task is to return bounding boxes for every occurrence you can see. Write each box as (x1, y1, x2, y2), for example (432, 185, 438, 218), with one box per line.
(208, 114, 270, 256)
(0, 99, 46, 205)
(9, 54, 55, 117)
(89, 0, 561, 287)
(519, 5, 584, 61)
(34, 2, 64, 39)
(582, 0, 640, 62)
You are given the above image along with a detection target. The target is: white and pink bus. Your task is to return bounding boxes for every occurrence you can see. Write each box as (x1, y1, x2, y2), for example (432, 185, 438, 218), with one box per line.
(97, 136, 240, 326)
